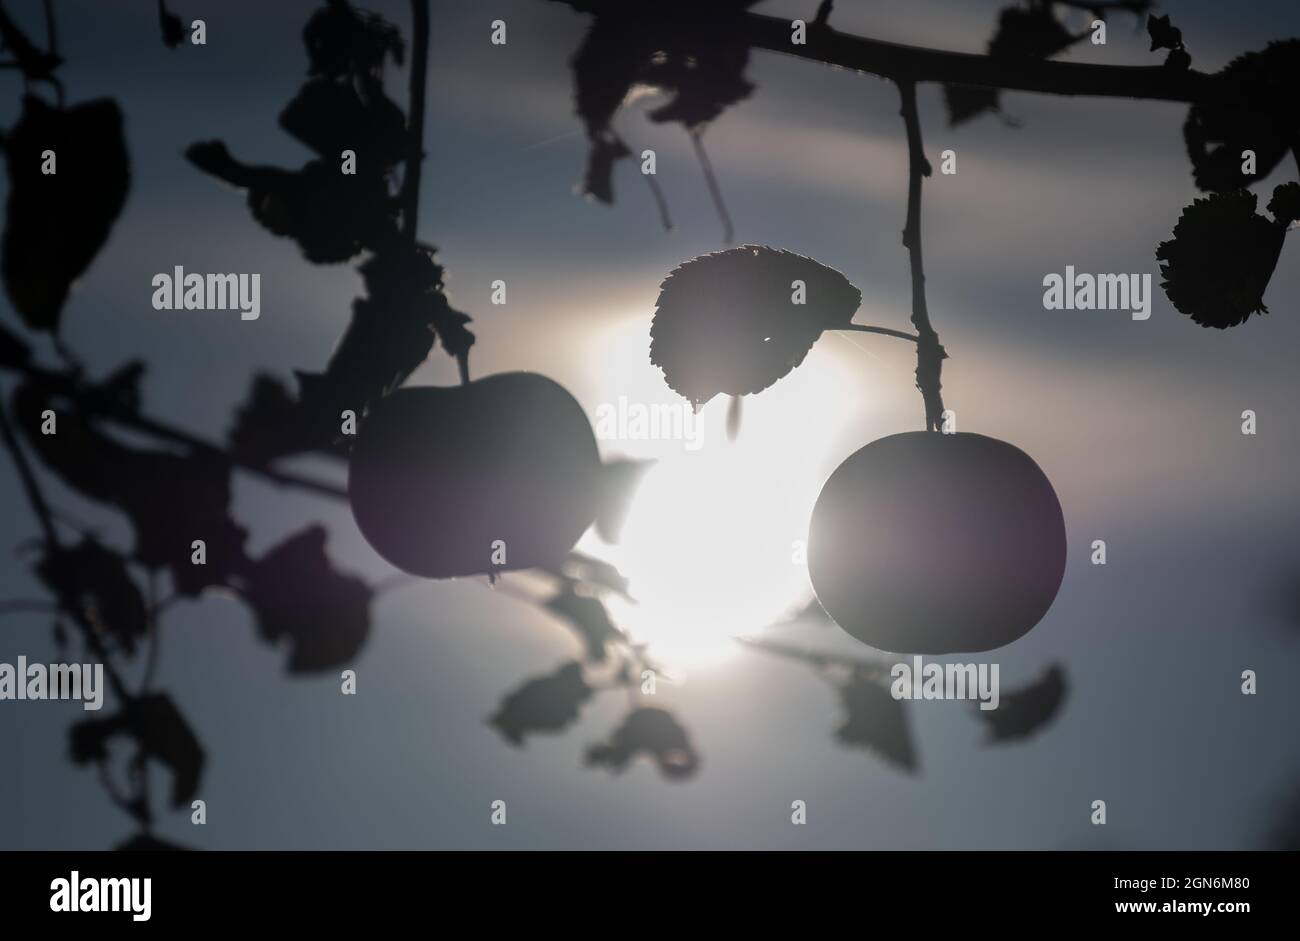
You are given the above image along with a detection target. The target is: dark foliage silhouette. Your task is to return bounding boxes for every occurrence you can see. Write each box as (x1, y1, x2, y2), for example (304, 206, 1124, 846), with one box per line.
(0, 0, 1293, 849)
(943, 3, 1086, 127)
(974, 664, 1067, 743)
(2, 95, 128, 334)
(834, 670, 918, 771)
(70, 694, 204, 819)
(1156, 185, 1296, 328)
(1184, 41, 1299, 194)
(157, 1, 185, 50)
(737, 638, 919, 769)
(554, 0, 760, 238)
(490, 660, 593, 747)
(650, 246, 862, 407)
(585, 706, 700, 780)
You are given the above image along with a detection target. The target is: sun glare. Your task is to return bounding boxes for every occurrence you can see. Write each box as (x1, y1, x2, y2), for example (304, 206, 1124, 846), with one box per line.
(581, 315, 870, 668)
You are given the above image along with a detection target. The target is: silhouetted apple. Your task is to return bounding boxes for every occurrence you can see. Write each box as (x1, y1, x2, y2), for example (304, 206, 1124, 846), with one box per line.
(348, 372, 604, 578)
(808, 432, 1066, 654)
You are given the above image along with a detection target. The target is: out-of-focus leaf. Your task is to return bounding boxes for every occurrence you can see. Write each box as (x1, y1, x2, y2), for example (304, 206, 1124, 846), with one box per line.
(1156, 189, 1288, 328)
(943, 5, 1077, 126)
(14, 380, 249, 595)
(280, 78, 406, 172)
(586, 706, 699, 779)
(187, 142, 396, 263)
(834, 669, 918, 771)
(566, 2, 758, 204)
(70, 694, 204, 807)
(550, 551, 635, 601)
(1267, 180, 1300, 226)
(544, 584, 624, 662)
(489, 660, 593, 746)
(974, 664, 1067, 743)
(303, 0, 404, 82)
(36, 538, 149, 655)
(158, 0, 185, 48)
(593, 457, 652, 543)
(1146, 13, 1182, 52)
(580, 134, 630, 204)
(226, 244, 473, 462)
(1, 96, 130, 332)
(650, 246, 861, 407)
(241, 525, 371, 673)
(1184, 41, 1299, 192)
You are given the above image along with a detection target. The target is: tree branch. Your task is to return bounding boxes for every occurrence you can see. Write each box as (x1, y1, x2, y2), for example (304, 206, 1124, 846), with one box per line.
(0, 357, 347, 500)
(742, 12, 1225, 105)
(897, 80, 946, 432)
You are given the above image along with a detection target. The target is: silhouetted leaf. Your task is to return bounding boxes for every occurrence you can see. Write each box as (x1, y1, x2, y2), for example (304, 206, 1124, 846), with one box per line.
(565, 2, 758, 204)
(544, 583, 624, 662)
(1267, 180, 1300, 226)
(303, 0, 404, 82)
(489, 660, 592, 746)
(280, 78, 406, 172)
(187, 142, 395, 263)
(834, 670, 917, 771)
(1156, 189, 1288, 328)
(974, 664, 1067, 743)
(592, 457, 652, 543)
(226, 244, 473, 462)
(70, 694, 204, 808)
(36, 538, 149, 655)
(15, 379, 249, 595)
(650, 246, 861, 406)
(1, 96, 130, 332)
(240, 525, 371, 673)
(1184, 41, 1300, 192)
(226, 374, 317, 464)
(1146, 13, 1182, 52)
(158, 1, 185, 48)
(586, 706, 699, 779)
(943, 6, 1076, 126)
(551, 551, 634, 601)
(580, 133, 631, 204)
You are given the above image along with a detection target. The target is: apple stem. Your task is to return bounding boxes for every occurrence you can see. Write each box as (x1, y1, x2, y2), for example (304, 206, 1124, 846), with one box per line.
(897, 79, 948, 432)
(835, 324, 921, 343)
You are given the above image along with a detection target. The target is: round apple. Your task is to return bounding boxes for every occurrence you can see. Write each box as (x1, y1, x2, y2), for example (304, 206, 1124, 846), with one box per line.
(348, 372, 601, 578)
(808, 431, 1066, 653)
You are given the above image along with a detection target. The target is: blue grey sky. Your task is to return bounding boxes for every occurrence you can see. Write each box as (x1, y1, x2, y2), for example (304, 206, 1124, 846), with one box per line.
(0, 0, 1297, 849)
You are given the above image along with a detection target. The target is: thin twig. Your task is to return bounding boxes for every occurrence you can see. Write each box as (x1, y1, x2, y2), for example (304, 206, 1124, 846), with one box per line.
(1, 358, 347, 500)
(641, 171, 673, 231)
(897, 80, 946, 432)
(836, 324, 921, 343)
(690, 130, 733, 245)
(0, 394, 58, 547)
(42, 0, 56, 58)
(0, 389, 131, 701)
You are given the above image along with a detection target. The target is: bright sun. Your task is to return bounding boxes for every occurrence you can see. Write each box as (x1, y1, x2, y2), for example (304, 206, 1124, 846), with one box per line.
(580, 314, 875, 669)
